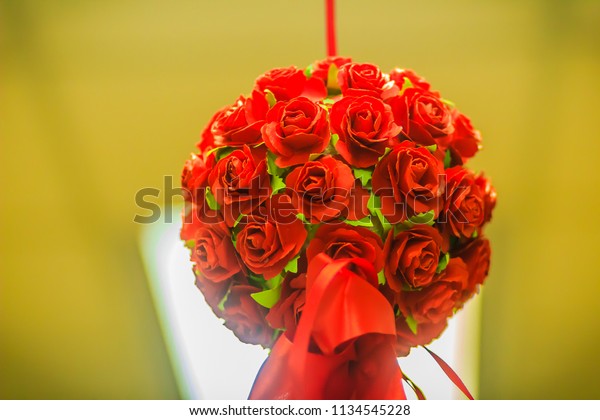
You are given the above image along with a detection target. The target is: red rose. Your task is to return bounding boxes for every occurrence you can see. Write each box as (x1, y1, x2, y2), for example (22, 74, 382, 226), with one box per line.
(180, 153, 221, 235)
(331, 95, 401, 168)
(307, 223, 384, 273)
(372, 142, 445, 223)
(222, 282, 274, 347)
(196, 107, 221, 152)
(337, 62, 394, 98)
(208, 145, 270, 226)
(390, 88, 453, 148)
(475, 173, 496, 224)
(182, 153, 214, 203)
(388, 68, 433, 94)
(203, 96, 265, 148)
(383, 225, 444, 291)
(441, 167, 485, 240)
(310, 56, 352, 83)
(447, 110, 481, 166)
(194, 271, 230, 318)
(266, 273, 306, 338)
(454, 237, 491, 303)
(236, 195, 307, 279)
(190, 220, 242, 282)
(254, 66, 307, 101)
(397, 257, 468, 325)
(261, 97, 330, 167)
(286, 156, 354, 223)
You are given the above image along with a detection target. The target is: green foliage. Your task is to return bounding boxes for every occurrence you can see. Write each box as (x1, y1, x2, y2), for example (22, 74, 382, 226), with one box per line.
(205, 186, 219, 210)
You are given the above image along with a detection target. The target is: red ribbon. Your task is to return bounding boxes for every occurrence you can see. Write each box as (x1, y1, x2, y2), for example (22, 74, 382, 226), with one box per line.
(325, 0, 337, 56)
(249, 253, 474, 400)
(424, 346, 474, 400)
(249, 254, 406, 399)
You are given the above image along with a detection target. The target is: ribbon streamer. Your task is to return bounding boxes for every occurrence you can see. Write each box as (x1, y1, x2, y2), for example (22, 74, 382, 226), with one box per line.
(424, 346, 474, 400)
(250, 254, 406, 399)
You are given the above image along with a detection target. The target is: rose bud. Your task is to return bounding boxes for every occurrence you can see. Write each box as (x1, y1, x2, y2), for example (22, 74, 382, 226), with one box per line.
(236, 195, 307, 280)
(454, 237, 491, 304)
(397, 257, 468, 325)
(208, 144, 270, 227)
(286, 156, 354, 223)
(331, 95, 401, 168)
(372, 141, 445, 223)
(222, 282, 274, 347)
(203, 96, 265, 148)
(254, 66, 307, 101)
(262, 97, 330, 167)
(307, 223, 384, 273)
(337, 62, 395, 98)
(266, 273, 306, 338)
(383, 225, 445, 291)
(190, 220, 242, 282)
(446, 110, 481, 166)
(390, 88, 454, 148)
(441, 166, 485, 240)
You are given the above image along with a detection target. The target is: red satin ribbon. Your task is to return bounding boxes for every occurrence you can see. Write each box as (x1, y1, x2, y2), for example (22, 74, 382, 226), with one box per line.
(249, 254, 405, 399)
(325, 0, 337, 56)
(424, 346, 474, 400)
(249, 253, 474, 400)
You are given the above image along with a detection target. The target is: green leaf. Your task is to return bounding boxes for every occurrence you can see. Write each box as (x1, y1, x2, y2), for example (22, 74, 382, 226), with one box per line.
(330, 133, 339, 148)
(304, 64, 313, 78)
(284, 255, 300, 274)
(353, 167, 373, 187)
(326, 64, 340, 93)
(424, 144, 438, 153)
(472, 230, 479, 239)
(322, 98, 335, 106)
(296, 213, 307, 223)
(378, 270, 386, 286)
(405, 314, 418, 335)
(271, 175, 286, 196)
(251, 285, 282, 309)
(205, 186, 219, 210)
(378, 147, 392, 162)
(233, 213, 244, 228)
(441, 98, 455, 108)
(207, 146, 234, 161)
(443, 150, 452, 168)
(399, 76, 414, 95)
(345, 216, 374, 228)
(368, 194, 392, 235)
(184, 239, 195, 249)
(409, 210, 435, 226)
(436, 252, 450, 274)
(266, 151, 284, 176)
(264, 89, 277, 108)
(218, 286, 232, 311)
(266, 273, 284, 289)
(308, 153, 321, 161)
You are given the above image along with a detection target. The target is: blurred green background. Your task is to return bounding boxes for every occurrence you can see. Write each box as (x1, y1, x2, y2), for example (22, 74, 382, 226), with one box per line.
(1, 0, 599, 399)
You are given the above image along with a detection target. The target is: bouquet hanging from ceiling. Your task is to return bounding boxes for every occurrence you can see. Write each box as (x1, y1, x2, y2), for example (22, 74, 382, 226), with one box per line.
(180, 56, 496, 399)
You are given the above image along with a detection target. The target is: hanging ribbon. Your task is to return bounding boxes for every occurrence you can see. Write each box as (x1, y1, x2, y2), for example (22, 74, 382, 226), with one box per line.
(249, 254, 406, 399)
(325, 0, 337, 56)
(424, 346, 474, 400)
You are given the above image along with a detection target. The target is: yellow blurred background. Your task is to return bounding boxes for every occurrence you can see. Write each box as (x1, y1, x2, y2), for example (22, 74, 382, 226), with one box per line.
(2, 0, 600, 399)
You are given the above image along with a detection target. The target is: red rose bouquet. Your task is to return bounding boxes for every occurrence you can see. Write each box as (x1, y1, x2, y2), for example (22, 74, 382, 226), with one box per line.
(181, 57, 496, 399)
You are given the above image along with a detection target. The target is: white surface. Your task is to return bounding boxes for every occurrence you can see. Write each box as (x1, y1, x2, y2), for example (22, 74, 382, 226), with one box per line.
(138, 210, 481, 399)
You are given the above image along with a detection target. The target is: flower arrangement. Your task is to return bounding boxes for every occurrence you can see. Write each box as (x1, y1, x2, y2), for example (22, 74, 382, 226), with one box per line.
(181, 57, 496, 399)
